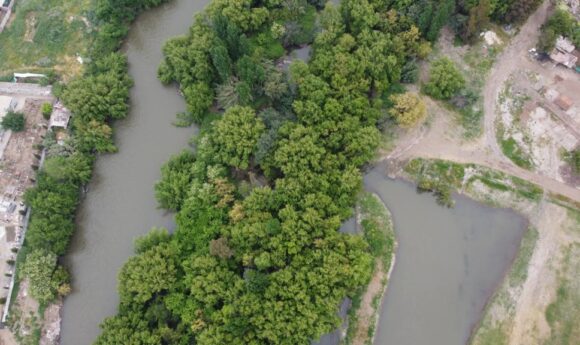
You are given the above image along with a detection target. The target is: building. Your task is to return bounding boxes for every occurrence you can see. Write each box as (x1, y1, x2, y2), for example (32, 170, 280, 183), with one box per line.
(550, 36, 578, 69)
(49, 101, 71, 128)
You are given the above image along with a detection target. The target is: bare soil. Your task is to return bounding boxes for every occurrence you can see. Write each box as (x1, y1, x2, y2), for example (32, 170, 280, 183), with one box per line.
(351, 261, 386, 345)
(508, 201, 570, 345)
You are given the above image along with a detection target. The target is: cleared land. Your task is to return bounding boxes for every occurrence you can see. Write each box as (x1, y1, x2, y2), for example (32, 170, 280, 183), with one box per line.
(382, 2, 579, 344)
(0, 0, 92, 80)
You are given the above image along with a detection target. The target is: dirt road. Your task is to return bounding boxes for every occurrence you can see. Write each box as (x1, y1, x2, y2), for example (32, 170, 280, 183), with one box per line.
(0, 82, 52, 99)
(482, 0, 551, 160)
(385, 0, 580, 202)
(386, 96, 580, 201)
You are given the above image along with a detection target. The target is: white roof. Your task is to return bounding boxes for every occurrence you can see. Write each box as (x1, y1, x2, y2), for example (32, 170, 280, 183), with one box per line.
(49, 102, 71, 128)
(13, 73, 47, 79)
(555, 36, 575, 53)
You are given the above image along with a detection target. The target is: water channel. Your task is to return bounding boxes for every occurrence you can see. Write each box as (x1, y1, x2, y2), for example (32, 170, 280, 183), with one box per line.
(60, 1, 209, 344)
(60, 1, 528, 344)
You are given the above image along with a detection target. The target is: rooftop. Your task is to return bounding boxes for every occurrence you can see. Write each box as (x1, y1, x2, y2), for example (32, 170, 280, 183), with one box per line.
(49, 101, 71, 128)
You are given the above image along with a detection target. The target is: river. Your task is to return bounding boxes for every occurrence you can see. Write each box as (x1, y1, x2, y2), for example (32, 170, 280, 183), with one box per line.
(60, 1, 528, 344)
(60, 1, 209, 344)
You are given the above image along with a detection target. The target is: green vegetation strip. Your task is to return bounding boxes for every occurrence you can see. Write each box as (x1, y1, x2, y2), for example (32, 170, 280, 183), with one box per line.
(404, 158, 543, 206)
(344, 192, 395, 345)
(501, 138, 533, 170)
(0, 0, 92, 76)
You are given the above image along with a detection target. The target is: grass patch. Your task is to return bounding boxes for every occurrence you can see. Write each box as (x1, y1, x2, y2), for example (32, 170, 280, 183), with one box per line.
(501, 137, 533, 169)
(359, 193, 395, 268)
(509, 227, 539, 287)
(474, 325, 509, 345)
(404, 158, 544, 206)
(0, 0, 92, 78)
(543, 243, 580, 345)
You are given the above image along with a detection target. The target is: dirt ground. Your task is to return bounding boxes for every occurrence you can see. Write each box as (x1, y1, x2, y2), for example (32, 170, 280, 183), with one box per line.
(384, 0, 580, 203)
(507, 201, 571, 344)
(0, 329, 18, 345)
(383, 1, 579, 344)
(351, 261, 386, 345)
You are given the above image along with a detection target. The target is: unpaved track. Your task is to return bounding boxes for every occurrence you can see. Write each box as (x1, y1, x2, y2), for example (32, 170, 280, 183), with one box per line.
(385, 0, 580, 202)
(483, 0, 551, 159)
(0, 82, 52, 99)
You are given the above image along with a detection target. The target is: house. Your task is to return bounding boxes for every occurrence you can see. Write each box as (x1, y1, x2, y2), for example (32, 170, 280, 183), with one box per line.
(49, 101, 71, 129)
(550, 37, 578, 69)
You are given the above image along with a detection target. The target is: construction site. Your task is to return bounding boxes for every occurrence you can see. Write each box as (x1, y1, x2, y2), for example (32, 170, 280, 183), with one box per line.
(0, 81, 54, 319)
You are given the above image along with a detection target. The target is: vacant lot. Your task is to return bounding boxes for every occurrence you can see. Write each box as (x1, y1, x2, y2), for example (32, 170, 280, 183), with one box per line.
(0, 0, 92, 80)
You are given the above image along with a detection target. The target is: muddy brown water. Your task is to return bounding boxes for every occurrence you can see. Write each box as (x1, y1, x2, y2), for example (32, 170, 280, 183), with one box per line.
(60, 0, 527, 344)
(365, 169, 527, 345)
(60, 1, 209, 344)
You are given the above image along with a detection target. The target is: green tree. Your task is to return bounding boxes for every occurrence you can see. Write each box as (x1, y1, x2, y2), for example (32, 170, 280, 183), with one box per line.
(155, 150, 196, 211)
(464, 0, 491, 42)
(118, 242, 178, 304)
(212, 106, 265, 169)
(1, 111, 25, 132)
(43, 153, 94, 185)
(134, 228, 171, 254)
(389, 92, 427, 128)
(62, 55, 132, 123)
(210, 42, 233, 82)
(425, 58, 465, 99)
(20, 250, 69, 304)
(74, 119, 117, 153)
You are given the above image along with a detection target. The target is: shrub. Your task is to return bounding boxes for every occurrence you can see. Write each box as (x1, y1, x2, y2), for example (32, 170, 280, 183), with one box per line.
(1, 111, 26, 132)
(424, 58, 465, 100)
(42, 103, 53, 120)
(563, 149, 580, 174)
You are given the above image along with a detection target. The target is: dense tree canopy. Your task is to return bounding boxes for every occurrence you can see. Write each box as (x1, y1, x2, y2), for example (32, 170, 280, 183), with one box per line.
(212, 106, 265, 170)
(97, 1, 425, 345)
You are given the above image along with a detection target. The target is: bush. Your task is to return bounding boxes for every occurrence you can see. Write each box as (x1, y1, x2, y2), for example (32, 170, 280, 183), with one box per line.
(424, 58, 465, 100)
(563, 149, 580, 174)
(1, 111, 26, 132)
(42, 103, 53, 120)
(389, 92, 427, 128)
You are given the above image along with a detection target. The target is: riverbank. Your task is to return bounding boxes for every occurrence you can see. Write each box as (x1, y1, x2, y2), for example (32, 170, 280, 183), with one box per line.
(343, 192, 396, 345)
